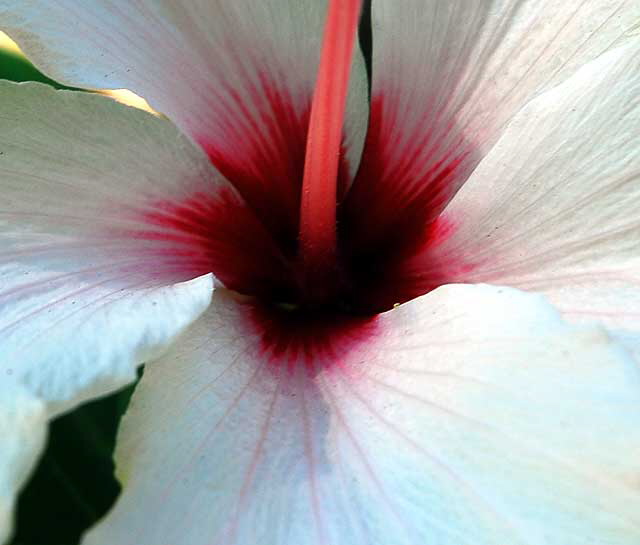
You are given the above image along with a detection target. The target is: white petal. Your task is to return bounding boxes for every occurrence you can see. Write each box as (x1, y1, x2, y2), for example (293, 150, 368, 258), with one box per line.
(432, 42, 640, 353)
(84, 286, 640, 545)
(318, 287, 640, 544)
(0, 81, 219, 414)
(2, 269, 213, 416)
(0, 380, 47, 544)
(347, 0, 639, 228)
(0, 1, 368, 183)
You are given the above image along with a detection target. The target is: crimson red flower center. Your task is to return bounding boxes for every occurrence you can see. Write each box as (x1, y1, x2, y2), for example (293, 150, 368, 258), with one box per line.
(126, 0, 473, 367)
(137, 0, 469, 322)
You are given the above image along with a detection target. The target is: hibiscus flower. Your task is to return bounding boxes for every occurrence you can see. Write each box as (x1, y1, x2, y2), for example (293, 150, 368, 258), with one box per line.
(1, 1, 640, 544)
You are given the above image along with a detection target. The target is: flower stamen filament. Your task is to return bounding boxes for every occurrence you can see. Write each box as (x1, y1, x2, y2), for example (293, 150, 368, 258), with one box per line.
(299, 0, 362, 279)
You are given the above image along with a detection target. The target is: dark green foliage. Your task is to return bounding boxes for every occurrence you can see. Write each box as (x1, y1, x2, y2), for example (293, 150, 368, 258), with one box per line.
(9, 386, 135, 545)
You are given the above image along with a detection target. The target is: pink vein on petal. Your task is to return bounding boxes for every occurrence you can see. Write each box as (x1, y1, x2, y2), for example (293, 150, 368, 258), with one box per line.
(215, 369, 284, 545)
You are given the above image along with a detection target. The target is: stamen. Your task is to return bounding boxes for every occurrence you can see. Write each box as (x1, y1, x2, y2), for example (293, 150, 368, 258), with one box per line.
(299, 0, 362, 275)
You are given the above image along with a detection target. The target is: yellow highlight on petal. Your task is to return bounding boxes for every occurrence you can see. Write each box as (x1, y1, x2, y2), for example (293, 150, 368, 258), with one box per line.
(1, 31, 157, 115)
(100, 89, 158, 115)
(0, 31, 21, 54)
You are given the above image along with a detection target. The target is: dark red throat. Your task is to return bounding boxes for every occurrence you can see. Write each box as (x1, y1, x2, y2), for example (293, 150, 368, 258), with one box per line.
(129, 0, 473, 365)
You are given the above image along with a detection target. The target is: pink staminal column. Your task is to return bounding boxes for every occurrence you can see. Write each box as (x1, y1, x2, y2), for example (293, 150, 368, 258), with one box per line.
(298, 0, 363, 297)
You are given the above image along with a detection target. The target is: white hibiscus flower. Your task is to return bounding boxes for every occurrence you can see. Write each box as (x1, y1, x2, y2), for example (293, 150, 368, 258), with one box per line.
(1, 1, 639, 544)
